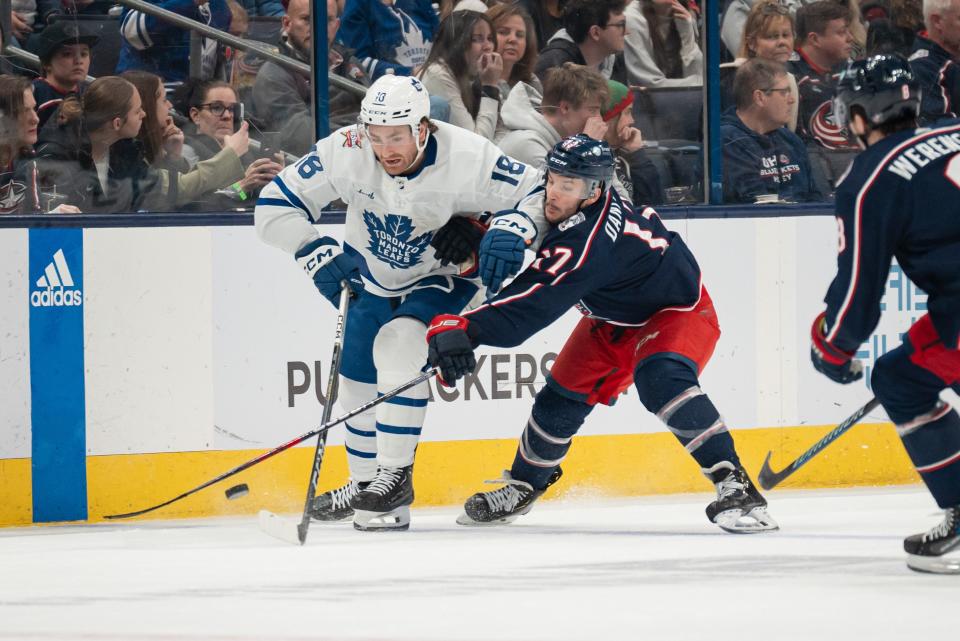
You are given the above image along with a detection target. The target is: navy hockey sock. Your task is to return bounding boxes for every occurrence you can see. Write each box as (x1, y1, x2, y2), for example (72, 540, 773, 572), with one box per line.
(634, 357, 740, 470)
(510, 385, 593, 490)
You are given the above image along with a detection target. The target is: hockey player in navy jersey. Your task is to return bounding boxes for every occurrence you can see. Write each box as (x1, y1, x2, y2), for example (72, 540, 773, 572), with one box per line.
(425, 135, 778, 533)
(811, 54, 960, 574)
(255, 74, 543, 531)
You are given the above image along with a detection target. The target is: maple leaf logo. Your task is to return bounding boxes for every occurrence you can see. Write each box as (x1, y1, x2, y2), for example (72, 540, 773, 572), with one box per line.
(363, 211, 433, 269)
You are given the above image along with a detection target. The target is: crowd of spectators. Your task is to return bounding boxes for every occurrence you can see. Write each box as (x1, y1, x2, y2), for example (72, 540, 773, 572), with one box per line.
(1, 0, 958, 213)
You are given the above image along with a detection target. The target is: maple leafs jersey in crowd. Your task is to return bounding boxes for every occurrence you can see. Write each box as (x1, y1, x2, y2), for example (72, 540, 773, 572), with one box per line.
(823, 118, 960, 354)
(464, 185, 702, 347)
(255, 122, 545, 297)
(788, 51, 858, 150)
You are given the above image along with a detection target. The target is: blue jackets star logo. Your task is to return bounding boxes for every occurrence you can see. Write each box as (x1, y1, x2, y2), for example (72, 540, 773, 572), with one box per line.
(363, 211, 433, 269)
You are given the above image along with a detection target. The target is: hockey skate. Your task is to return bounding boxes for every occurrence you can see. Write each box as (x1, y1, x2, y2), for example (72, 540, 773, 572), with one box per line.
(456, 468, 563, 526)
(704, 462, 778, 533)
(309, 479, 368, 522)
(904, 506, 960, 574)
(350, 465, 414, 531)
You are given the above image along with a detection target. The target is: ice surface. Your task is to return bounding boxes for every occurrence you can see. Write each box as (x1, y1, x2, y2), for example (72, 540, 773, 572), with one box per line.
(1, 486, 954, 641)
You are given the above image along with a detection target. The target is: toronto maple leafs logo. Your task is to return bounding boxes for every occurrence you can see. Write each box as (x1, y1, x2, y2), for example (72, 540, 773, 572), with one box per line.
(363, 211, 433, 269)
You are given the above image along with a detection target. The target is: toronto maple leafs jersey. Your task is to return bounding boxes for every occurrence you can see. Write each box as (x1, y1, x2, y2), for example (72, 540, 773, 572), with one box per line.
(463, 185, 703, 348)
(823, 119, 960, 353)
(255, 121, 546, 297)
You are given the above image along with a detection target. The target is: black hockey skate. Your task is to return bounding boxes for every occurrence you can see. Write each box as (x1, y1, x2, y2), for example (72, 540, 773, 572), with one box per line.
(309, 479, 368, 522)
(350, 465, 414, 531)
(704, 462, 778, 533)
(904, 506, 960, 574)
(456, 468, 563, 526)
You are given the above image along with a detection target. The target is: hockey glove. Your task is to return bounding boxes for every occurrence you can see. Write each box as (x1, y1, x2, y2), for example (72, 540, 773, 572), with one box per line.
(431, 216, 487, 267)
(810, 311, 863, 384)
(295, 237, 365, 308)
(479, 211, 536, 293)
(426, 314, 477, 386)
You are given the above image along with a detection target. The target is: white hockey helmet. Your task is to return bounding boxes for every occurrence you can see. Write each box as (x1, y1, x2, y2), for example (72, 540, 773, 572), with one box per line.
(359, 75, 431, 135)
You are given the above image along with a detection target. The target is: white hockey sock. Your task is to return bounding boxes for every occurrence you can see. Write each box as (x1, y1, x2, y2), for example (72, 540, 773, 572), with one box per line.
(339, 376, 378, 482)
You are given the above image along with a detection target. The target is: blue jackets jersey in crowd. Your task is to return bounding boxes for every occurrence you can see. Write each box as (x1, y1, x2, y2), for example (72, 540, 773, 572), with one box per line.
(117, 0, 232, 82)
(720, 110, 821, 203)
(823, 118, 960, 353)
(908, 34, 960, 125)
(337, 0, 438, 79)
(465, 186, 702, 347)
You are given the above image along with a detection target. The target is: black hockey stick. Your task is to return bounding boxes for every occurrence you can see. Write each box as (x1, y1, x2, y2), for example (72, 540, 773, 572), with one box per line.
(757, 397, 880, 490)
(104, 367, 439, 520)
(295, 285, 350, 544)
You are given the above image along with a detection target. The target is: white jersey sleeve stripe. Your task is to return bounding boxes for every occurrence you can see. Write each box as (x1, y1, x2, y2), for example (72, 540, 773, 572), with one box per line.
(121, 12, 152, 50)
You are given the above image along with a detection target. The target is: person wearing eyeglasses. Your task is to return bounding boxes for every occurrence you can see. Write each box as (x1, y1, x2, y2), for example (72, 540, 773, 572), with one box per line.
(624, 0, 703, 88)
(720, 58, 821, 203)
(534, 0, 628, 84)
(173, 79, 283, 208)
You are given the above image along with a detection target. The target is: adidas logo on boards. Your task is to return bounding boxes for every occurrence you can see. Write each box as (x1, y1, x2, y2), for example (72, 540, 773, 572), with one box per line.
(31, 248, 83, 307)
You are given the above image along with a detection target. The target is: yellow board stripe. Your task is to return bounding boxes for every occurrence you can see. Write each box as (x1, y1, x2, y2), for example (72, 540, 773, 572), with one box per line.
(0, 423, 921, 526)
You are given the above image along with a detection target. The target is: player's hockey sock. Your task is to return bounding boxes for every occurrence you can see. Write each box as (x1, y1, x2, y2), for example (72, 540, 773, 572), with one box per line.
(897, 404, 960, 508)
(340, 377, 378, 482)
(510, 385, 593, 490)
(634, 357, 740, 470)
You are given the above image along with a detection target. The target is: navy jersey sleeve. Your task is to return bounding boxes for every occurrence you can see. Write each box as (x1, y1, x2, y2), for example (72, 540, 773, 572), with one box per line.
(464, 193, 620, 348)
(823, 160, 907, 353)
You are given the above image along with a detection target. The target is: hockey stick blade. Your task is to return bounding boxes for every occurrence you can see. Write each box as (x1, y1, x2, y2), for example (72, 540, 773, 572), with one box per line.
(258, 510, 302, 545)
(758, 397, 880, 490)
(104, 368, 439, 520)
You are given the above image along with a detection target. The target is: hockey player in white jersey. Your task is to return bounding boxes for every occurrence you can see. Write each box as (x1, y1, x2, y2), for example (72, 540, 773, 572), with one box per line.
(254, 75, 544, 530)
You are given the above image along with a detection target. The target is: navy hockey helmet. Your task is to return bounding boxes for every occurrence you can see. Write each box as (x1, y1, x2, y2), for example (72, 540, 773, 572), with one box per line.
(546, 135, 615, 197)
(833, 54, 920, 130)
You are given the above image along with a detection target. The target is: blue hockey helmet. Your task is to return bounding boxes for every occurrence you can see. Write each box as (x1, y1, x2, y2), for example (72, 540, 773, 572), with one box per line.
(545, 135, 615, 196)
(833, 54, 920, 129)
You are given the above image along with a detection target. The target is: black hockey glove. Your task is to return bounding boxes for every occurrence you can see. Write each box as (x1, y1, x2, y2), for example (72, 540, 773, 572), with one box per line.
(431, 216, 487, 266)
(295, 237, 364, 308)
(479, 211, 536, 293)
(426, 314, 477, 386)
(810, 312, 863, 384)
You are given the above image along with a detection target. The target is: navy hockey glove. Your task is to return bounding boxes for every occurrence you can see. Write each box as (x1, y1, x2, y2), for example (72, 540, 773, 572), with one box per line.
(295, 237, 364, 307)
(431, 216, 487, 267)
(810, 312, 863, 384)
(426, 314, 477, 386)
(479, 211, 536, 293)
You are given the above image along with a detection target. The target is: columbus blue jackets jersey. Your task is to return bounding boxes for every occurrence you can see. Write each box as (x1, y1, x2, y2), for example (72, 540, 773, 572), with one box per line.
(908, 35, 960, 126)
(464, 186, 703, 348)
(823, 119, 960, 353)
(788, 50, 858, 150)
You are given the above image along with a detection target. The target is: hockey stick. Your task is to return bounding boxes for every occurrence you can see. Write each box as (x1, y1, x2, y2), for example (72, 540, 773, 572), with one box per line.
(757, 397, 880, 490)
(293, 285, 350, 544)
(104, 367, 440, 520)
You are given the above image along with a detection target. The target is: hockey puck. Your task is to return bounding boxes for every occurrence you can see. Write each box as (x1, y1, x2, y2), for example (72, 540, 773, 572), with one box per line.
(225, 483, 249, 500)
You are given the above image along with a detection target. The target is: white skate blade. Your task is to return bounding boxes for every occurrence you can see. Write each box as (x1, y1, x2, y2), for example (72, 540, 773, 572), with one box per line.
(455, 511, 520, 527)
(353, 506, 411, 531)
(714, 506, 780, 534)
(906, 552, 960, 575)
(258, 510, 302, 544)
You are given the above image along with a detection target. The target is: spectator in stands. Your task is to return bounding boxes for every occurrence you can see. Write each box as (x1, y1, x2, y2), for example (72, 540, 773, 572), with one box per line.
(624, 0, 703, 87)
(834, 0, 868, 57)
(174, 79, 283, 206)
(517, 0, 564, 49)
(720, 1, 799, 130)
(123, 70, 253, 207)
(417, 10, 502, 141)
(337, 0, 438, 80)
(0, 75, 81, 213)
(30, 20, 98, 129)
(864, 0, 920, 57)
(498, 62, 609, 167)
(117, 0, 232, 82)
(722, 0, 808, 60)
(909, 0, 960, 124)
(239, 0, 284, 17)
(253, 0, 365, 157)
(534, 0, 628, 83)
(789, 1, 857, 148)
(600, 79, 665, 206)
(9, 0, 59, 48)
(721, 58, 820, 203)
(35, 76, 178, 212)
(487, 3, 541, 98)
